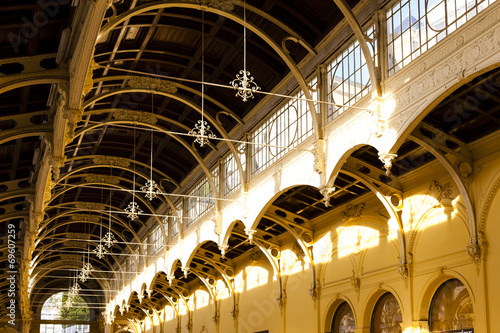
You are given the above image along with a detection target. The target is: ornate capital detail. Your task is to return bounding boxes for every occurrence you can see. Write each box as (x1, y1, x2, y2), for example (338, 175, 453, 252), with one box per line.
(429, 181, 453, 202)
(218, 244, 229, 259)
(351, 271, 360, 301)
(83, 59, 100, 97)
(85, 174, 120, 185)
(75, 202, 106, 210)
(49, 155, 67, 180)
(63, 107, 84, 144)
(128, 76, 177, 94)
(249, 248, 262, 263)
(70, 214, 100, 222)
(341, 203, 365, 221)
(93, 155, 130, 168)
(113, 110, 157, 125)
(397, 256, 409, 282)
(43, 173, 53, 206)
(319, 187, 335, 207)
(378, 152, 397, 176)
(181, 0, 234, 11)
(245, 228, 257, 245)
(230, 305, 239, 320)
(467, 237, 482, 264)
(309, 279, 321, 302)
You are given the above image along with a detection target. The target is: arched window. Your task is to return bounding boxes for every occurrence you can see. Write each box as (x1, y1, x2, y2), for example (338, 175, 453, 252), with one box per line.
(371, 292, 402, 333)
(331, 301, 355, 333)
(429, 279, 474, 332)
(40, 292, 90, 333)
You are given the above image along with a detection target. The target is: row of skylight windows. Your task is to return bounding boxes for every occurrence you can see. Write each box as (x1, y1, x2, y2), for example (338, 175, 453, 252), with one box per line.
(162, 0, 495, 237)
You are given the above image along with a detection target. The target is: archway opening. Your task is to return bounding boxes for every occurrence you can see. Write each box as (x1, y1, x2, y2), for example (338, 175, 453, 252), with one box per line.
(39, 292, 90, 333)
(370, 292, 402, 333)
(331, 301, 355, 333)
(429, 279, 474, 332)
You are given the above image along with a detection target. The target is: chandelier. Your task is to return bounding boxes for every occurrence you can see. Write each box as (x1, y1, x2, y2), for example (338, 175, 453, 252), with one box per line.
(94, 244, 108, 259)
(230, 0, 260, 101)
(189, 10, 216, 147)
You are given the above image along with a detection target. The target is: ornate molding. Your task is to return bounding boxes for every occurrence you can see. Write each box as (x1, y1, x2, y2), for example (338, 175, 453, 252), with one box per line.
(351, 270, 360, 301)
(341, 203, 365, 221)
(93, 155, 130, 168)
(85, 174, 120, 185)
(180, 0, 234, 11)
(63, 241, 87, 248)
(480, 177, 500, 233)
(393, 22, 500, 111)
(66, 233, 91, 240)
(113, 110, 157, 125)
(70, 214, 100, 222)
(60, 254, 81, 261)
(319, 187, 335, 207)
(378, 153, 398, 176)
(83, 59, 100, 97)
(429, 181, 453, 202)
(127, 77, 177, 94)
(75, 202, 106, 210)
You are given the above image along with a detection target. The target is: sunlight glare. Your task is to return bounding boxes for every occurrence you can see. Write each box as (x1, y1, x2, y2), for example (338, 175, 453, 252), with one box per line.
(337, 226, 379, 258)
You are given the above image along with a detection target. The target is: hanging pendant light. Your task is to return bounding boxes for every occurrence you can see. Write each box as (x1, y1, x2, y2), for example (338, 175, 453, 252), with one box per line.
(79, 246, 93, 282)
(230, 0, 260, 101)
(125, 127, 143, 220)
(189, 9, 216, 147)
(93, 244, 108, 259)
(141, 92, 161, 199)
(79, 248, 93, 282)
(103, 177, 117, 248)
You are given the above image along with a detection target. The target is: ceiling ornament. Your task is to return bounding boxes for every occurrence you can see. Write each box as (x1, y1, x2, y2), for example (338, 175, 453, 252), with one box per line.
(66, 233, 91, 240)
(181, 0, 234, 11)
(230, 0, 260, 101)
(75, 202, 106, 210)
(113, 110, 157, 125)
(127, 77, 177, 94)
(85, 174, 121, 185)
(63, 241, 87, 249)
(60, 254, 81, 261)
(93, 155, 130, 168)
(70, 214, 100, 222)
(189, 10, 217, 148)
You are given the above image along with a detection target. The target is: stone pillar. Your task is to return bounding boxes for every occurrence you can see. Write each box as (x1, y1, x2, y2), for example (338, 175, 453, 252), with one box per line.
(104, 323, 113, 333)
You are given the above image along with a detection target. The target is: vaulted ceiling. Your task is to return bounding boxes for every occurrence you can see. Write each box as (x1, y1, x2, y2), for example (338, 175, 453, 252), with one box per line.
(1, 0, 500, 323)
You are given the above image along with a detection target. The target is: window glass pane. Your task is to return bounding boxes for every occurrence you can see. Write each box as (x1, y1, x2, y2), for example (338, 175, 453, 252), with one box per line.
(430, 279, 474, 332)
(326, 26, 376, 122)
(251, 78, 316, 177)
(371, 293, 402, 333)
(386, 0, 496, 76)
(331, 302, 355, 333)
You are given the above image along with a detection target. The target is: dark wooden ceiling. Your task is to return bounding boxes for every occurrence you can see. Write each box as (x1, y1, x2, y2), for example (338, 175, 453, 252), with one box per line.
(1, 0, 500, 322)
